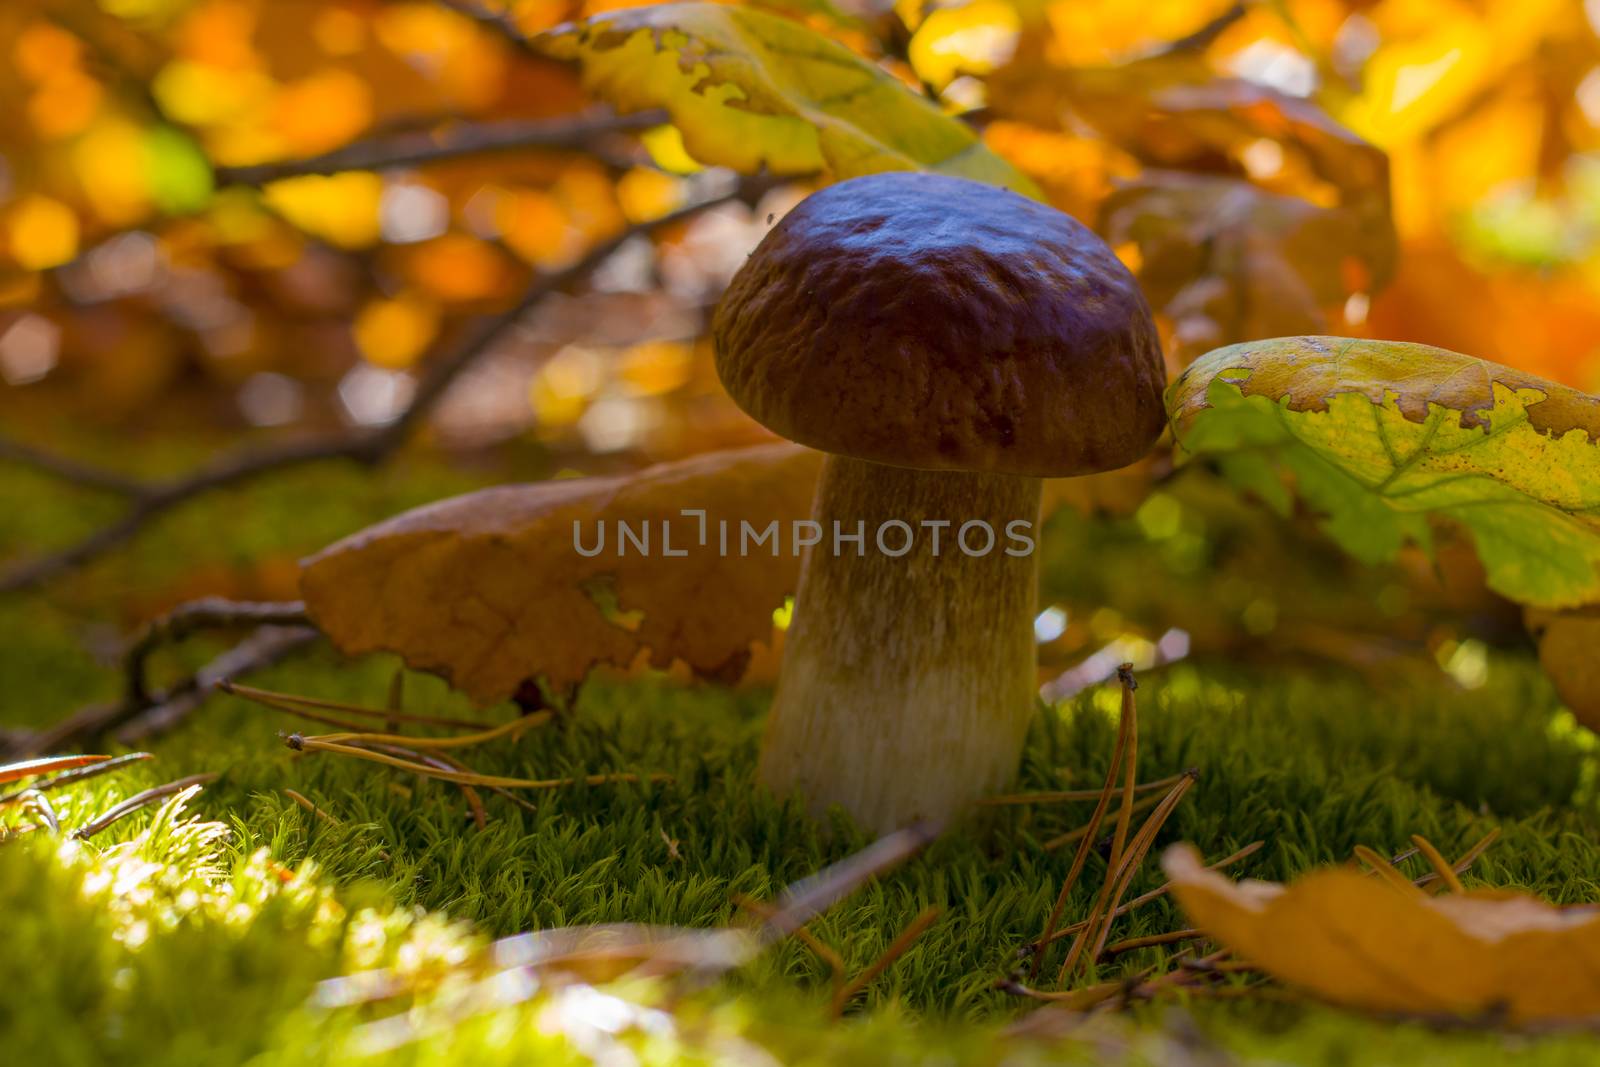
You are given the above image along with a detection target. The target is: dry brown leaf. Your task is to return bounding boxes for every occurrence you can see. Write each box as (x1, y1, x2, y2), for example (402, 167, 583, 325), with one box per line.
(300, 443, 821, 704)
(1163, 844, 1600, 1022)
(1101, 172, 1383, 354)
(988, 50, 1394, 357)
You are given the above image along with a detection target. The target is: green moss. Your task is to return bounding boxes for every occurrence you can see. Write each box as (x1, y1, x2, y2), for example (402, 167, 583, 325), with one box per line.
(6, 647, 1600, 1064)
(6, 452, 1600, 1062)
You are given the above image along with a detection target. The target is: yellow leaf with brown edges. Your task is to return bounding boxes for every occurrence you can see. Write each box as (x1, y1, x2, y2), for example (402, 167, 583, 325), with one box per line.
(300, 443, 821, 704)
(537, 3, 1038, 194)
(1163, 844, 1600, 1022)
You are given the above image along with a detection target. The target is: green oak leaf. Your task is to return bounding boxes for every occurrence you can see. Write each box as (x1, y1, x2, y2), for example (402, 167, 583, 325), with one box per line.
(537, 3, 1040, 195)
(1167, 336, 1600, 608)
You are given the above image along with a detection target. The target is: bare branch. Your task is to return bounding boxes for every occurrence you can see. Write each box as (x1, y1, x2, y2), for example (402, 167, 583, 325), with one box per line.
(0, 187, 752, 596)
(215, 110, 664, 186)
(125, 598, 309, 705)
(0, 438, 147, 496)
(8, 625, 318, 758)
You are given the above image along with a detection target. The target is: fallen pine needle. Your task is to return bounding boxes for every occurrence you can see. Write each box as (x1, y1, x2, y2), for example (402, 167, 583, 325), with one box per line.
(997, 968, 1151, 1008)
(1354, 845, 1422, 893)
(286, 735, 671, 791)
(733, 895, 846, 999)
(1411, 834, 1464, 893)
(283, 788, 342, 827)
(979, 774, 1185, 806)
(830, 905, 941, 1017)
(1024, 841, 1263, 955)
(1107, 664, 1140, 871)
(1059, 770, 1198, 984)
(1101, 928, 1203, 958)
(222, 680, 496, 731)
(1032, 667, 1139, 977)
(299, 713, 550, 751)
(72, 772, 219, 839)
(1042, 791, 1165, 851)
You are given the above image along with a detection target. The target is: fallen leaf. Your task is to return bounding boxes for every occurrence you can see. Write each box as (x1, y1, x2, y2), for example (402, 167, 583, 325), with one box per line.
(537, 3, 1039, 193)
(1526, 607, 1600, 731)
(1167, 336, 1600, 609)
(989, 51, 1394, 353)
(1100, 172, 1384, 356)
(301, 443, 821, 704)
(1162, 843, 1600, 1023)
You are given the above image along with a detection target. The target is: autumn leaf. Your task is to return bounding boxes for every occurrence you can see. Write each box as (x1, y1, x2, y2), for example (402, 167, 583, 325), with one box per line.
(1167, 336, 1600, 609)
(988, 51, 1394, 351)
(1162, 843, 1600, 1023)
(537, 3, 1039, 194)
(1525, 608, 1600, 731)
(1100, 173, 1388, 356)
(300, 443, 822, 705)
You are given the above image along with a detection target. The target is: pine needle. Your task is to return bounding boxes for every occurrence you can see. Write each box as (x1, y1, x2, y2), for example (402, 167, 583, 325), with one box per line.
(830, 905, 941, 1017)
(286, 735, 671, 791)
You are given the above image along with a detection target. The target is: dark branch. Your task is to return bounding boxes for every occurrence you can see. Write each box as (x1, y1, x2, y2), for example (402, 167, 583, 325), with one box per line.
(0, 438, 147, 496)
(125, 597, 309, 705)
(8, 624, 320, 760)
(215, 110, 664, 185)
(0, 186, 753, 596)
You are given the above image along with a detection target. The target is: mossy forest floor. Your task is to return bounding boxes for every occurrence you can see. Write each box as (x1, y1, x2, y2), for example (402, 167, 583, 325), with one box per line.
(5, 448, 1600, 1064)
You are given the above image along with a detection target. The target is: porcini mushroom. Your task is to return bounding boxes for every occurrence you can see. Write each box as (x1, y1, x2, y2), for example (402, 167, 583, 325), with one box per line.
(713, 172, 1166, 832)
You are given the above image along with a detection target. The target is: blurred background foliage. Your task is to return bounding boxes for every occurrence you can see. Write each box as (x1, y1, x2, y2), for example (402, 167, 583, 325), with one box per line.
(1, 0, 1596, 687)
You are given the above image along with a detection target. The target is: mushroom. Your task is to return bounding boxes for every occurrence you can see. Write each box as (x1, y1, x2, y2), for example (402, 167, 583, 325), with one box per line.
(713, 172, 1166, 832)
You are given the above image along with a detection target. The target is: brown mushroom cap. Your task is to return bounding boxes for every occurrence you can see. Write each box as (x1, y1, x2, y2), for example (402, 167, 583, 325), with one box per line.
(713, 172, 1167, 477)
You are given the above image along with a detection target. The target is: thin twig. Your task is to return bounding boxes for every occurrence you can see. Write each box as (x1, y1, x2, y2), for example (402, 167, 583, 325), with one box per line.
(3, 626, 321, 758)
(118, 626, 321, 743)
(71, 772, 219, 839)
(126, 598, 308, 704)
(0, 437, 145, 495)
(215, 111, 663, 185)
(829, 905, 941, 1017)
(0, 189, 749, 595)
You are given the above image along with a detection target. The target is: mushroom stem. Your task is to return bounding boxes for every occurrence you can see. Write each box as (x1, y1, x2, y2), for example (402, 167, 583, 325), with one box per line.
(759, 454, 1041, 833)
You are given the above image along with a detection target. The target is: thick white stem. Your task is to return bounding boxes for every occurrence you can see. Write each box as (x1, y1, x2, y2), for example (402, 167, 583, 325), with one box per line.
(758, 455, 1041, 833)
